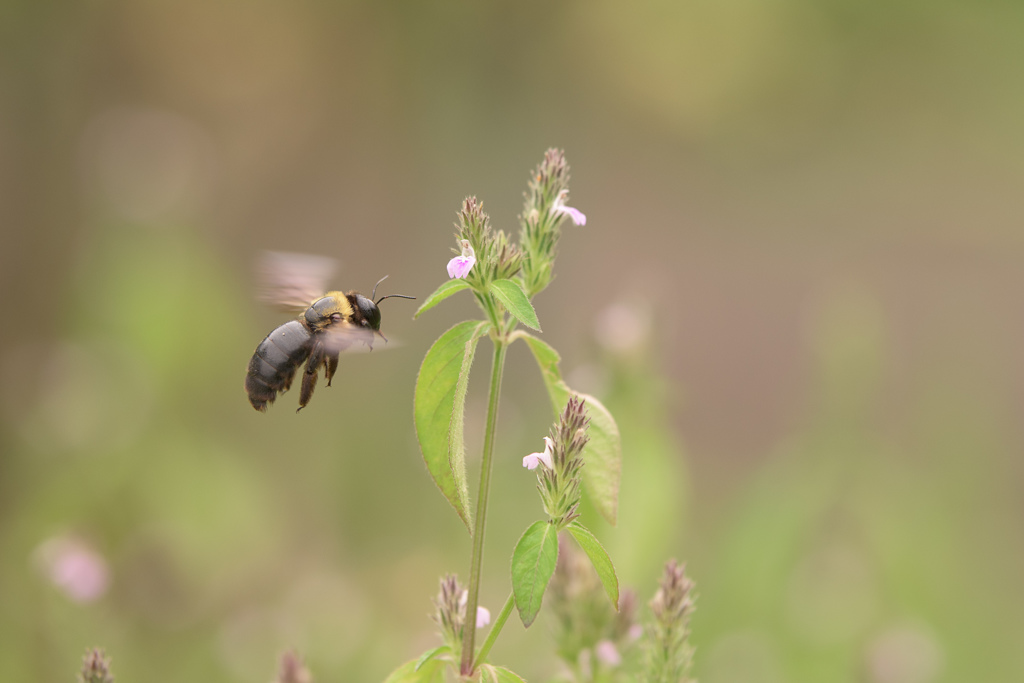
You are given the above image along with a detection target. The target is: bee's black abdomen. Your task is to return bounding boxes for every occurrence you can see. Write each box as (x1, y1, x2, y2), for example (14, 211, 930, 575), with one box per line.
(245, 320, 313, 411)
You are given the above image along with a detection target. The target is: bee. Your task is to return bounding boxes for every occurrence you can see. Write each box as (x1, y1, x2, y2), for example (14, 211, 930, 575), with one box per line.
(245, 252, 414, 412)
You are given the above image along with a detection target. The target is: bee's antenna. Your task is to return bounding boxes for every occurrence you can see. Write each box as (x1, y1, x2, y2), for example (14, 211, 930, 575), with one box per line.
(372, 274, 415, 305)
(371, 275, 389, 301)
(376, 294, 416, 305)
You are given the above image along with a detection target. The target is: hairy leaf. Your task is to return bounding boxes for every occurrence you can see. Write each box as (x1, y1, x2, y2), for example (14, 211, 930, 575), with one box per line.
(414, 279, 472, 319)
(479, 664, 526, 683)
(383, 656, 445, 683)
(511, 520, 559, 627)
(567, 520, 620, 607)
(415, 320, 491, 532)
(489, 279, 541, 331)
(415, 646, 451, 672)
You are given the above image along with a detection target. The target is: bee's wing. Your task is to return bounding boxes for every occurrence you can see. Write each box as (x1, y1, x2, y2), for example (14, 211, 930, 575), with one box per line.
(320, 322, 377, 355)
(257, 251, 338, 312)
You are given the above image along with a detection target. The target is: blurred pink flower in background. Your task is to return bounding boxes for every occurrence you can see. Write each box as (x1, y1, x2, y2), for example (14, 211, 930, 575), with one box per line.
(595, 640, 621, 666)
(34, 535, 110, 603)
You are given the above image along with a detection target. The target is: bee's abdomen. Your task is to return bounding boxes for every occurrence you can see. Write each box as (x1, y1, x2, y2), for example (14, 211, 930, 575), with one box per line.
(245, 320, 313, 411)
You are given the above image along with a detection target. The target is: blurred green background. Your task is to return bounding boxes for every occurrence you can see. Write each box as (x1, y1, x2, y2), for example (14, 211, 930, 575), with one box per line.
(1, 1, 1023, 681)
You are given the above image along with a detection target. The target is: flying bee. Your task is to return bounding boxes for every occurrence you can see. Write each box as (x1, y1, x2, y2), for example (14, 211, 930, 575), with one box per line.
(245, 252, 414, 412)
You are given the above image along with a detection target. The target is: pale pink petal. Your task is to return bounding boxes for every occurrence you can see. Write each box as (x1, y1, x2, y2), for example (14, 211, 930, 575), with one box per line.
(553, 204, 587, 226)
(476, 606, 491, 628)
(523, 436, 555, 470)
(550, 190, 586, 226)
(540, 436, 555, 466)
(523, 452, 545, 470)
(447, 241, 477, 279)
(595, 640, 621, 666)
(447, 255, 475, 279)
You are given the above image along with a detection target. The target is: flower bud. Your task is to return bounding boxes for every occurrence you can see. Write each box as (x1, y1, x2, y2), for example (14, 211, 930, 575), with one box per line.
(452, 196, 521, 291)
(79, 648, 114, 683)
(433, 574, 466, 650)
(275, 650, 313, 683)
(644, 560, 696, 682)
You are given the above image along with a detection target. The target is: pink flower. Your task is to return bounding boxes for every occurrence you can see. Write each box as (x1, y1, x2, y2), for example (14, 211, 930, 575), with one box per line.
(458, 589, 491, 628)
(551, 189, 586, 226)
(523, 436, 555, 470)
(595, 640, 621, 666)
(34, 536, 110, 603)
(447, 240, 476, 279)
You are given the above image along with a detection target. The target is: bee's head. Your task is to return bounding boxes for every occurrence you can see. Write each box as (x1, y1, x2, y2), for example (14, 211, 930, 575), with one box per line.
(353, 293, 382, 331)
(357, 276, 416, 342)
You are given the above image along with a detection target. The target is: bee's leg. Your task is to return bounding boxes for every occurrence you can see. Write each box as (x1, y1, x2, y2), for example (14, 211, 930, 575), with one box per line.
(280, 365, 298, 393)
(325, 353, 340, 387)
(298, 343, 324, 411)
(297, 372, 319, 412)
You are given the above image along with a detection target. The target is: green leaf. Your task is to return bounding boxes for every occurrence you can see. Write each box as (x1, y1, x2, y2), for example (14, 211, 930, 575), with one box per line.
(479, 665, 526, 683)
(516, 332, 562, 408)
(511, 520, 559, 627)
(449, 322, 491, 526)
(415, 320, 491, 532)
(383, 656, 445, 683)
(567, 520, 619, 607)
(570, 394, 621, 525)
(489, 279, 541, 331)
(517, 333, 622, 525)
(414, 279, 472, 319)
(415, 646, 451, 671)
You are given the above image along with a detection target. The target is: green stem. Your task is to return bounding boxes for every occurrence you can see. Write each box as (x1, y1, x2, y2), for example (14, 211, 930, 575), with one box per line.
(473, 290, 501, 330)
(460, 337, 508, 675)
(473, 591, 515, 670)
